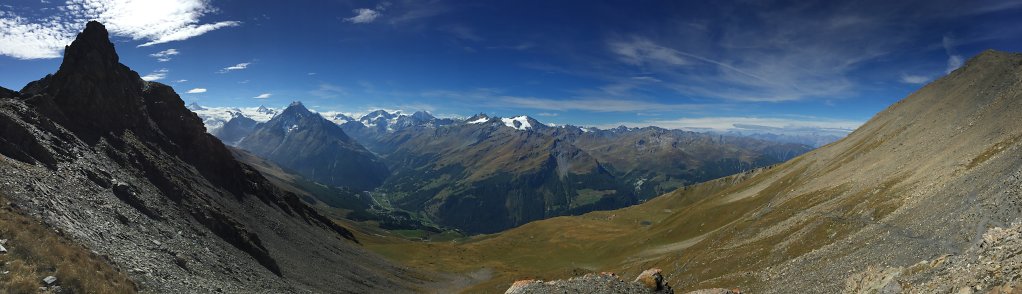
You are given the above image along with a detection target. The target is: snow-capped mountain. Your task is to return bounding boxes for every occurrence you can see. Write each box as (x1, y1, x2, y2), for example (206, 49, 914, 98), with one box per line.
(464, 114, 546, 131)
(352, 110, 457, 133)
(237, 101, 389, 191)
(466, 114, 491, 124)
(320, 112, 356, 125)
(500, 115, 546, 130)
(187, 103, 279, 132)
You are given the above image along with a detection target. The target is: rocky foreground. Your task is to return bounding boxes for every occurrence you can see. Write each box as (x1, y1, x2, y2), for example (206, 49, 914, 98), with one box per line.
(846, 222, 1022, 293)
(504, 268, 743, 294)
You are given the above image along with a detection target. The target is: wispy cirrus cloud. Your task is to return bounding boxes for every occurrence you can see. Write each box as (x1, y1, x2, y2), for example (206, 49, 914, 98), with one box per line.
(589, 1, 1019, 103)
(497, 96, 704, 112)
(345, 8, 381, 24)
(149, 48, 179, 62)
(0, 0, 239, 59)
(345, 2, 392, 24)
(185, 88, 207, 94)
(942, 34, 964, 74)
(140, 68, 169, 81)
(309, 83, 348, 98)
(899, 74, 929, 84)
(422, 89, 708, 112)
(253, 93, 271, 99)
(218, 62, 251, 73)
(608, 37, 688, 66)
(593, 116, 862, 137)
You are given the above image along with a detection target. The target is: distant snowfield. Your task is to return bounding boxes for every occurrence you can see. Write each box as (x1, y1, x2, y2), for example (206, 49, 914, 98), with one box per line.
(501, 116, 533, 130)
(187, 104, 279, 132)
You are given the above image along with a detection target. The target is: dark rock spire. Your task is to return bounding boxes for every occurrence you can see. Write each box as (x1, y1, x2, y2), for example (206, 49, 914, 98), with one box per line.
(58, 21, 121, 74)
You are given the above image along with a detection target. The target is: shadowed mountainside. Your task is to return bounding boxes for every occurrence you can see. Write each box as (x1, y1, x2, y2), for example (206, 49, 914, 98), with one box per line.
(0, 21, 426, 292)
(238, 101, 390, 191)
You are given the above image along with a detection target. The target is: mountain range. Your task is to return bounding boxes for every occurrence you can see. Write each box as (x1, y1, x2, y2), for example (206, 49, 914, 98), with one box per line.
(197, 102, 811, 233)
(355, 49, 1022, 293)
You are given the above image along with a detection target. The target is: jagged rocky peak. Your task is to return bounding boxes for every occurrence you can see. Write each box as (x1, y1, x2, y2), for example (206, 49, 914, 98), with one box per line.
(256, 105, 274, 114)
(58, 21, 120, 74)
(19, 20, 149, 143)
(0, 86, 18, 98)
(332, 113, 355, 121)
(186, 101, 205, 110)
(409, 110, 435, 120)
(466, 113, 491, 123)
(280, 101, 313, 117)
(361, 109, 400, 122)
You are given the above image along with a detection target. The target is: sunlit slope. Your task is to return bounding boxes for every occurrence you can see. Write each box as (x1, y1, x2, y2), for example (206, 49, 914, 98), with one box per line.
(365, 50, 1022, 293)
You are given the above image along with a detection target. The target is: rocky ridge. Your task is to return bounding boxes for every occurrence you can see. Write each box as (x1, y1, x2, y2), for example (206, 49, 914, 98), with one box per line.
(0, 21, 421, 292)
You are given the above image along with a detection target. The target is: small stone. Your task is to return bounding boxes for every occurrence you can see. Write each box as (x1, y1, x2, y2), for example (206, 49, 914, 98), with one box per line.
(174, 252, 189, 270)
(43, 275, 57, 285)
(0, 244, 7, 253)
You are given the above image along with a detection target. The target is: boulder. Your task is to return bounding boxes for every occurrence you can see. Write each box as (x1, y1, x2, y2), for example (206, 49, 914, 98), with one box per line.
(635, 268, 667, 290)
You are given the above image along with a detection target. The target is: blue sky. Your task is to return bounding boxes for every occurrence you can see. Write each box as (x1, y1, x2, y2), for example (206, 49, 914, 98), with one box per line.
(2, 0, 1021, 133)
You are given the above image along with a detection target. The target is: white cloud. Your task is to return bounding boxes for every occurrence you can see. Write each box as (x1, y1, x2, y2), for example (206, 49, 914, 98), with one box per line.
(174, 79, 187, 83)
(309, 83, 347, 98)
(140, 68, 168, 81)
(137, 21, 240, 47)
(594, 116, 862, 136)
(345, 8, 380, 24)
(608, 37, 688, 66)
(422, 89, 705, 112)
(900, 74, 929, 84)
(0, 0, 239, 59)
(218, 62, 250, 73)
(499, 96, 702, 112)
(0, 16, 75, 59)
(536, 112, 559, 117)
(943, 35, 964, 74)
(149, 48, 178, 62)
(186, 88, 206, 94)
(253, 93, 271, 99)
(946, 55, 964, 74)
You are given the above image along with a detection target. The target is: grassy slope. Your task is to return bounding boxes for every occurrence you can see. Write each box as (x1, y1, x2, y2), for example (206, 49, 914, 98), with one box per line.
(0, 193, 136, 293)
(355, 167, 768, 292)
(355, 50, 1022, 293)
